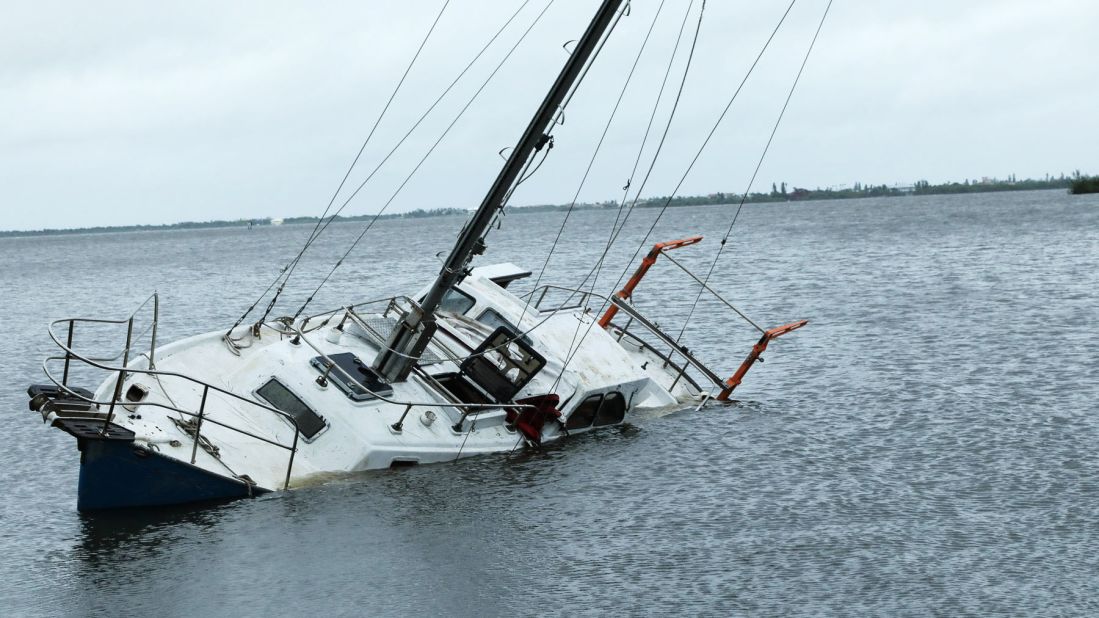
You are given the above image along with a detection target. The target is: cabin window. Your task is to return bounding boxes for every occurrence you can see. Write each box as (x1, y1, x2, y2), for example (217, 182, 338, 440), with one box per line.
(310, 353, 393, 402)
(593, 391, 626, 427)
(566, 394, 602, 431)
(439, 288, 476, 315)
(256, 378, 327, 440)
(477, 308, 531, 345)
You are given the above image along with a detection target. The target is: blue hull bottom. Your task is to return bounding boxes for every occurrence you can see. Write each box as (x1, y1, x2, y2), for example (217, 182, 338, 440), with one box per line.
(74, 431, 265, 511)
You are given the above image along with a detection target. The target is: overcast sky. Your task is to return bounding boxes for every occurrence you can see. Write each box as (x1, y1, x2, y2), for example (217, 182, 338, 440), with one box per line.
(2, 0, 1096, 231)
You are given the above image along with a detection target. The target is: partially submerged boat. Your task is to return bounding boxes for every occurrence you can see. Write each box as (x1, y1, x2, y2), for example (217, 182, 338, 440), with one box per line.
(27, 0, 817, 510)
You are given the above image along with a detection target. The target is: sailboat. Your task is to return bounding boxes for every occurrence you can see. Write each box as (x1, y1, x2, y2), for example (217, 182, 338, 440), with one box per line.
(27, 0, 816, 510)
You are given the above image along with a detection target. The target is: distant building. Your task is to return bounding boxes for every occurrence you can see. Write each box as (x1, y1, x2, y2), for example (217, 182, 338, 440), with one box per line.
(271, 218, 284, 226)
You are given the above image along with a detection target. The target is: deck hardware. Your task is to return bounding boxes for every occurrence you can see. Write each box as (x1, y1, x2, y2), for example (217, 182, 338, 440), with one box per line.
(316, 361, 334, 388)
(598, 235, 703, 328)
(190, 386, 209, 464)
(62, 320, 74, 386)
(101, 316, 134, 436)
(149, 293, 159, 369)
(420, 410, 437, 427)
(391, 404, 414, 432)
(284, 431, 299, 490)
(716, 320, 808, 401)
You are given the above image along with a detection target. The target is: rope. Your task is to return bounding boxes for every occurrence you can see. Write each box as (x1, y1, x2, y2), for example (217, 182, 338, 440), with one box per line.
(675, 0, 833, 343)
(291, 0, 557, 320)
(225, 0, 452, 340)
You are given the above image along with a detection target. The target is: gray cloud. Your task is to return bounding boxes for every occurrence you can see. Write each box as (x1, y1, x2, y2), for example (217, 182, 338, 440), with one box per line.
(2, 0, 1096, 231)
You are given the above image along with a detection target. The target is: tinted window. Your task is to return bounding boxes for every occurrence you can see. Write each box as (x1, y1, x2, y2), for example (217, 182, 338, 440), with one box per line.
(477, 309, 531, 345)
(256, 379, 327, 439)
(566, 394, 602, 431)
(593, 392, 626, 427)
(439, 288, 476, 315)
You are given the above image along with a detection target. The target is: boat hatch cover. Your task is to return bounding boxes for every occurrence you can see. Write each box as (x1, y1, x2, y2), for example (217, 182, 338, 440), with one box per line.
(310, 353, 394, 401)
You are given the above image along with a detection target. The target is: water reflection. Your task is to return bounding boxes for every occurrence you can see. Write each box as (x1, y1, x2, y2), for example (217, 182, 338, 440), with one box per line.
(75, 502, 229, 563)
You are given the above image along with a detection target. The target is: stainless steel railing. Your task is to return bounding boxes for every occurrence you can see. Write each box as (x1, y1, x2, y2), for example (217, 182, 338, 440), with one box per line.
(522, 284, 725, 393)
(43, 293, 302, 490)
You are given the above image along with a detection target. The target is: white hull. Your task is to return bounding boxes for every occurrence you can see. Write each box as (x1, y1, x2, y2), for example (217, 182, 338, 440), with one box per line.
(38, 264, 708, 507)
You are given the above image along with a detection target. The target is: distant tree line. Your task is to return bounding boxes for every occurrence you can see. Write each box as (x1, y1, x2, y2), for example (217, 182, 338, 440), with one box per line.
(0, 208, 469, 238)
(515, 173, 1082, 213)
(2, 173, 1090, 238)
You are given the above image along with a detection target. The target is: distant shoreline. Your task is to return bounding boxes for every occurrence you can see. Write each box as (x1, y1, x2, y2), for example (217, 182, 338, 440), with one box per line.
(1, 177, 1084, 239)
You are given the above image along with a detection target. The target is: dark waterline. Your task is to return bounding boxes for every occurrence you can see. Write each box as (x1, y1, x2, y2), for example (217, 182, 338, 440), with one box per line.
(2, 190, 1098, 616)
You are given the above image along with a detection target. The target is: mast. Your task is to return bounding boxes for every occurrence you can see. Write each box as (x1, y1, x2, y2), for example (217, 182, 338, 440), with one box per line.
(374, 0, 625, 382)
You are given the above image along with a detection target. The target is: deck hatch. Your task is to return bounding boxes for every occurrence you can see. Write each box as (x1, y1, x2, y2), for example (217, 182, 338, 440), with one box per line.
(460, 326, 545, 402)
(310, 353, 393, 402)
(256, 379, 327, 439)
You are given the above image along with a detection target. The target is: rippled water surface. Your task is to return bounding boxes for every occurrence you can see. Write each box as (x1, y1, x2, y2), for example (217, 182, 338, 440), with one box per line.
(2, 190, 1098, 616)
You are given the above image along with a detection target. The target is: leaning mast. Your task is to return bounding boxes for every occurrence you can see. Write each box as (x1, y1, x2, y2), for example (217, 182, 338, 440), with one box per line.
(374, 0, 625, 382)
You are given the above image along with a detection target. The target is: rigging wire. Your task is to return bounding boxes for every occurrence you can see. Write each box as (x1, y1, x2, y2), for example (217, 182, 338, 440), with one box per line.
(586, 0, 698, 311)
(674, 0, 833, 344)
(517, 0, 670, 327)
(291, 0, 558, 320)
(552, 0, 706, 384)
(225, 0, 452, 341)
(554, 0, 814, 379)
(479, 0, 798, 375)
(598, 0, 797, 269)
(225, 0, 537, 350)
(332, 0, 821, 378)
(242, 0, 824, 382)
(284, 0, 537, 263)
(487, 0, 632, 237)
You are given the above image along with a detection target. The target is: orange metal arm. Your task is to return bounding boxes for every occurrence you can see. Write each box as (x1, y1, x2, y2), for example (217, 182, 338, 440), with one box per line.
(598, 235, 703, 328)
(716, 319, 808, 401)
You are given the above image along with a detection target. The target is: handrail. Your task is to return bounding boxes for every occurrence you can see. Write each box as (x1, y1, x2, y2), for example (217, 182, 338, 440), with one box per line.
(658, 251, 765, 334)
(298, 295, 412, 330)
(605, 297, 725, 389)
(43, 354, 300, 489)
(42, 359, 294, 451)
(58, 291, 159, 369)
(523, 284, 723, 389)
(45, 296, 302, 489)
(521, 285, 594, 312)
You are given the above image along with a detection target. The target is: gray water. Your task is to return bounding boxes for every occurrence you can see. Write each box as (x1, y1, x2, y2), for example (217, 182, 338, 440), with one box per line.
(2, 190, 1097, 616)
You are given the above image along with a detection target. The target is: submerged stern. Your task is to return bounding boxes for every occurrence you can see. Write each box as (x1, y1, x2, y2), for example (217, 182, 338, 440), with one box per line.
(33, 392, 263, 511)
